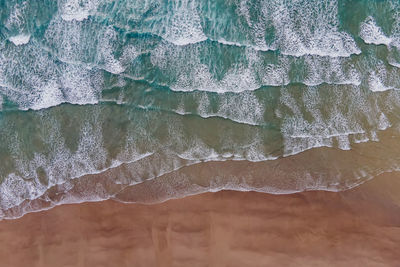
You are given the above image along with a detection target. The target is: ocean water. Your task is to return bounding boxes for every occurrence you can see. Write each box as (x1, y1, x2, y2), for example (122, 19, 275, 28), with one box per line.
(1, 0, 400, 219)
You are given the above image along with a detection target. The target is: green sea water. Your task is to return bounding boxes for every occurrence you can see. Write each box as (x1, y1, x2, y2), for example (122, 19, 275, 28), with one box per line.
(1, 0, 400, 218)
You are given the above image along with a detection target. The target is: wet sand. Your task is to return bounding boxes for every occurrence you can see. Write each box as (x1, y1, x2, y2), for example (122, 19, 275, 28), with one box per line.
(0, 171, 400, 267)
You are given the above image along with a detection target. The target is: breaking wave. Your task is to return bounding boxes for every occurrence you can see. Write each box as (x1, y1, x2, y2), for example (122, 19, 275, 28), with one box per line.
(1, 0, 400, 219)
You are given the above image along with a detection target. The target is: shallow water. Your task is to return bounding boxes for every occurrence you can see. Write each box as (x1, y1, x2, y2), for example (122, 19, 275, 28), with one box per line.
(1, 0, 400, 219)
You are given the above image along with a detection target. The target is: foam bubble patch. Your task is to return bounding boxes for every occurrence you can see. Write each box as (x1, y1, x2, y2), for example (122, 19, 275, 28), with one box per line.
(9, 34, 31, 46)
(360, 17, 392, 46)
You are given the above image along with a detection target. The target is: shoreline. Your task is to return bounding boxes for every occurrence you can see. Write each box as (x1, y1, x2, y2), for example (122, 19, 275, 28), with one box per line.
(4, 129, 400, 220)
(0, 171, 399, 266)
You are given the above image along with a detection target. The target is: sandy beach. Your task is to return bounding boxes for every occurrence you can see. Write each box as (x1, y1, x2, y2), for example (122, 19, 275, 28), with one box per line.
(0, 171, 399, 267)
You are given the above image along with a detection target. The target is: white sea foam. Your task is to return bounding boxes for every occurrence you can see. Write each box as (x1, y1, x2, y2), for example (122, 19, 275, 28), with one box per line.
(368, 68, 394, 92)
(45, 17, 138, 76)
(78, 0, 361, 59)
(262, 0, 360, 57)
(278, 86, 387, 156)
(29, 80, 64, 110)
(0, 40, 63, 110)
(9, 34, 31, 46)
(215, 38, 270, 52)
(337, 135, 351, 150)
(59, 0, 100, 21)
(151, 44, 362, 94)
(171, 63, 260, 93)
(151, 41, 363, 95)
(178, 141, 219, 161)
(246, 50, 290, 86)
(161, 0, 207, 46)
(360, 16, 392, 46)
(216, 38, 245, 48)
(134, 0, 361, 58)
(353, 133, 369, 144)
(60, 64, 103, 104)
(224, 0, 362, 57)
(388, 59, 400, 69)
(196, 91, 265, 125)
(378, 113, 391, 130)
(95, 27, 127, 74)
(370, 131, 379, 142)
(388, 1, 400, 48)
(0, 30, 109, 110)
(0, 115, 124, 210)
(302, 56, 361, 86)
(61, 11, 90, 22)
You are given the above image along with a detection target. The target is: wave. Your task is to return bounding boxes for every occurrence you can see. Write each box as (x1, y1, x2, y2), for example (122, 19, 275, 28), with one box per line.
(0, 88, 398, 216)
(2, 0, 400, 220)
(2, 132, 400, 220)
(360, 17, 392, 46)
(52, 0, 362, 57)
(1, 35, 367, 112)
(2, 78, 398, 157)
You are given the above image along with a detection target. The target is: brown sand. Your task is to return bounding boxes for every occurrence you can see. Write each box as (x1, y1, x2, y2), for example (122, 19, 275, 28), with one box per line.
(0, 171, 400, 267)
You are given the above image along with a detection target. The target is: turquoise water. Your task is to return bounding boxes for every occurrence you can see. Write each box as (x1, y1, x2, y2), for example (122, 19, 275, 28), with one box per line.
(1, 0, 400, 218)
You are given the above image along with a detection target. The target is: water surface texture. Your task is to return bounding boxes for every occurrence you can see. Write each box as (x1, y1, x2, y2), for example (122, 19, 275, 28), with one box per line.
(1, 0, 400, 218)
